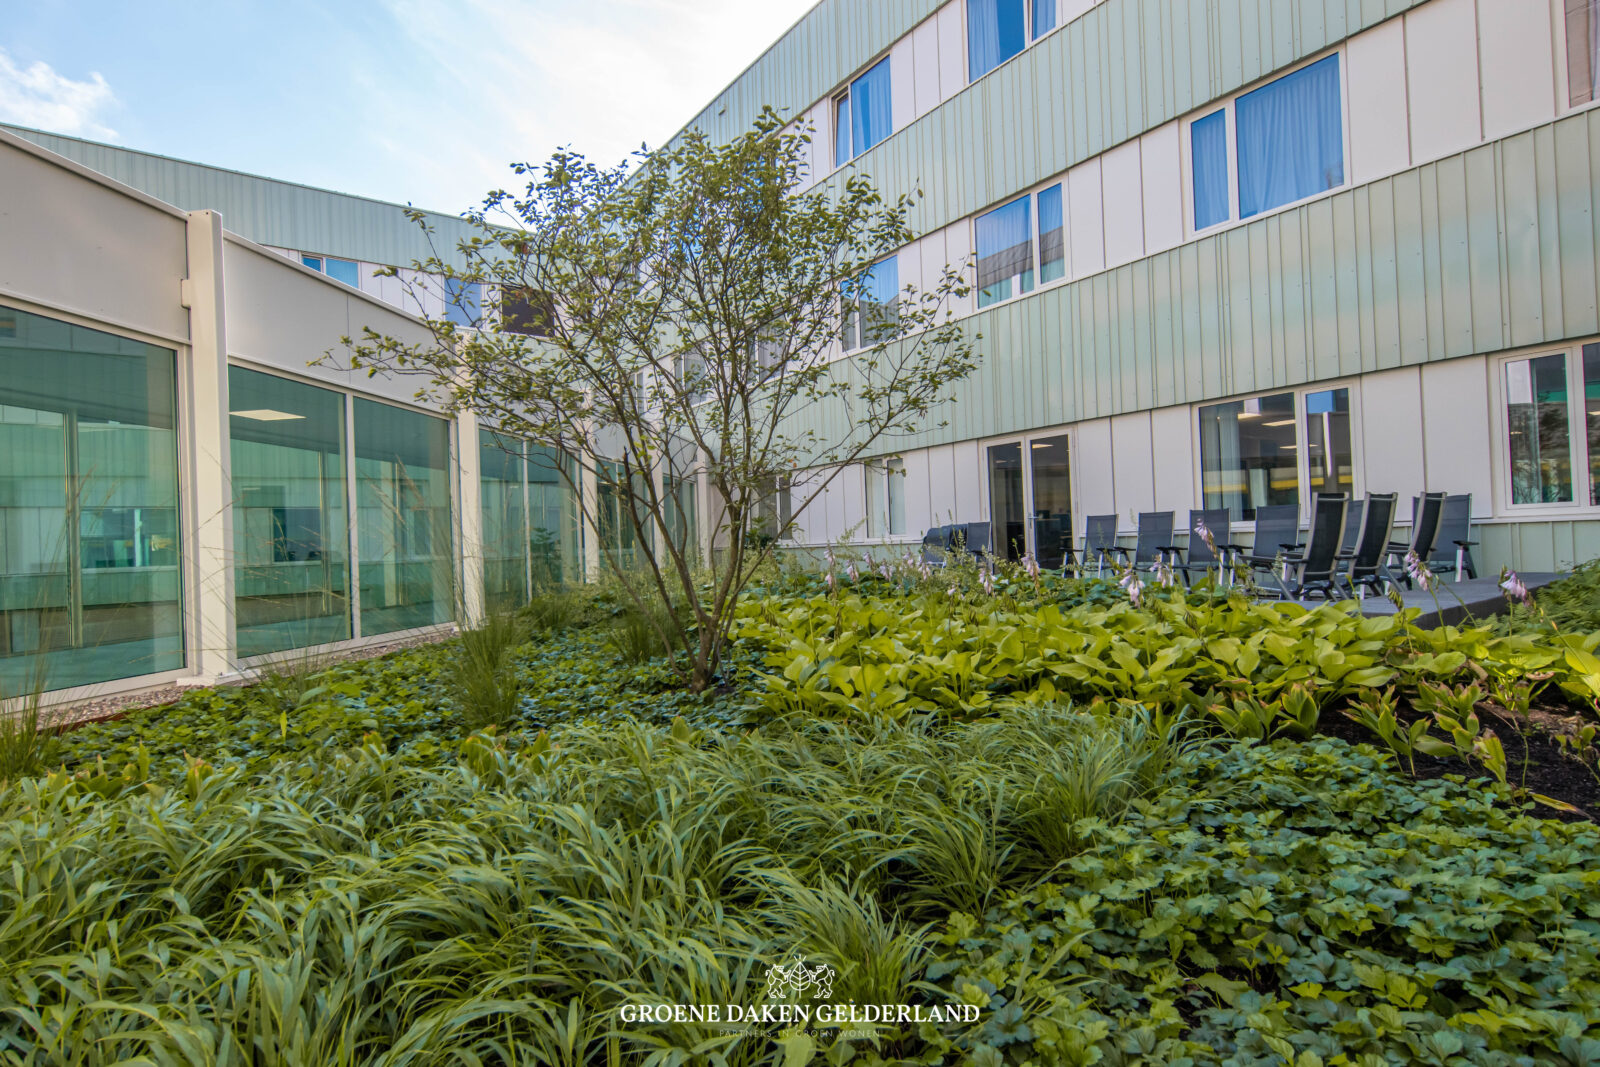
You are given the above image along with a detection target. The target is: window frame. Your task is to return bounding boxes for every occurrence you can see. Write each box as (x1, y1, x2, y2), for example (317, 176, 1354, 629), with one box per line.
(831, 55, 893, 170)
(964, 0, 1067, 85)
(840, 254, 901, 354)
(1556, 0, 1600, 113)
(1191, 378, 1363, 527)
(1180, 47, 1352, 238)
(971, 178, 1068, 312)
(864, 457, 910, 541)
(1491, 343, 1600, 515)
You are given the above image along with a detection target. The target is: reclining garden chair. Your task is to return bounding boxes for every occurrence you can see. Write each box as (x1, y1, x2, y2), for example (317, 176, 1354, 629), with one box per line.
(1081, 514, 1118, 577)
(1107, 511, 1174, 573)
(1422, 493, 1477, 581)
(1336, 492, 1398, 599)
(1269, 493, 1348, 600)
(1389, 492, 1446, 588)
(1243, 504, 1302, 586)
(1172, 507, 1236, 588)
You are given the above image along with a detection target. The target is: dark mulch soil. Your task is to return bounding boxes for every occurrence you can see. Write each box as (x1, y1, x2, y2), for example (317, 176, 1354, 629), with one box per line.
(1318, 699, 1600, 823)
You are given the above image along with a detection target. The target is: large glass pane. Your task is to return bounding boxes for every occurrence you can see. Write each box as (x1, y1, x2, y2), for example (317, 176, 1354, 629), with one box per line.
(1032, 0, 1057, 39)
(988, 442, 1025, 561)
(1029, 435, 1072, 569)
(595, 460, 640, 571)
(861, 257, 900, 342)
(976, 196, 1034, 307)
(866, 463, 885, 539)
(480, 429, 528, 614)
(229, 367, 350, 657)
(664, 475, 699, 561)
(1584, 344, 1600, 505)
(1566, 0, 1600, 107)
(851, 58, 893, 158)
(355, 399, 454, 635)
(834, 93, 851, 168)
(1505, 354, 1573, 504)
(1198, 392, 1299, 521)
(887, 458, 906, 536)
(1191, 109, 1230, 230)
(324, 258, 360, 287)
(529, 446, 579, 585)
(0, 304, 182, 692)
(445, 279, 482, 328)
(1037, 184, 1065, 283)
(1303, 388, 1352, 497)
(968, 0, 1027, 81)
(1236, 54, 1344, 219)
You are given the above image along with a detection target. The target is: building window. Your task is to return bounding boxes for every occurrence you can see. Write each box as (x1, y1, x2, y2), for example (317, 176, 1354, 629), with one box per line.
(1303, 388, 1353, 497)
(842, 257, 899, 351)
(834, 57, 893, 167)
(480, 429, 529, 614)
(1504, 353, 1575, 505)
(500, 286, 556, 337)
(1191, 110, 1230, 231)
(1199, 392, 1301, 521)
(445, 279, 482, 328)
(976, 182, 1063, 307)
(354, 399, 454, 635)
(865, 459, 906, 538)
(527, 446, 578, 585)
(0, 304, 184, 692)
(1566, 0, 1600, 107)
(230, 367, 351, 658)
(300, 254, 360, 287)
(1187, 53, 1345, 230)
(968, 0, 1056, 82)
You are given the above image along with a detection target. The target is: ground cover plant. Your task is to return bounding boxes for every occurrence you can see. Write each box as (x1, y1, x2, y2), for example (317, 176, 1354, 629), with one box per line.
(7, 569, 1600, 1063)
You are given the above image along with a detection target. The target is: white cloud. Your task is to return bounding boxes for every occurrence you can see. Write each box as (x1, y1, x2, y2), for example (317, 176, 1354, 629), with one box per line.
(0, 48, 119, 140)
(366, 0, 816, 209)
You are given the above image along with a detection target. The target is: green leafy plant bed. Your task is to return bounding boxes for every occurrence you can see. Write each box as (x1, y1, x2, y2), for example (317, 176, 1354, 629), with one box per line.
(2, 712, 1598, 1064)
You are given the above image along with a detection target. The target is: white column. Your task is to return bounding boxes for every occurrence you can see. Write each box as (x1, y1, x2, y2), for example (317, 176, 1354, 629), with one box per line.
(456, 408, 484, 624)
(181, 210, 235, 680)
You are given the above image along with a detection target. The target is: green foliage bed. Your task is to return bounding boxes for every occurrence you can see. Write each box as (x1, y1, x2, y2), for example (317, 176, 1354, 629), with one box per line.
(7, 580, 1600, 1064)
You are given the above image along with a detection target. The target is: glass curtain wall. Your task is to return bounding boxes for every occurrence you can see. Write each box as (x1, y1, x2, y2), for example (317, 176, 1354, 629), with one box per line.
(355, 399, 455, 634)
(1505, 354, 1573, 504)
(1303, 388, 1353, 497)
(0, 304, 182, 692)
(529, 446, 579, 585)
(229, 367, 350, 657)
(480, 429, 529, 613)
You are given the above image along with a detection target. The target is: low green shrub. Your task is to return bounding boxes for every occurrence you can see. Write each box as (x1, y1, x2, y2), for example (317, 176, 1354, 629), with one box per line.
(0, 662, 57, 785)
(452, 610, 527, 730)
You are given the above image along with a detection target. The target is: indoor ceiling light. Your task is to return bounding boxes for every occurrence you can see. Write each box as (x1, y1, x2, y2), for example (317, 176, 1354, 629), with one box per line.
(230, 409, 305, 422)
(1263, 419, 1295, 427)
(1236, 411, 1260, 419)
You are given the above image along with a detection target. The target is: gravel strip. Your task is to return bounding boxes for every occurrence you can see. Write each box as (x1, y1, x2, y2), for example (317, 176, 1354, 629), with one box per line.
(40, 629, 458, 732)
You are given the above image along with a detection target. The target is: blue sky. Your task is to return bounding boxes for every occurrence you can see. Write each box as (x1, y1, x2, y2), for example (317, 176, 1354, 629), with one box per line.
(1, 0, 817, 214)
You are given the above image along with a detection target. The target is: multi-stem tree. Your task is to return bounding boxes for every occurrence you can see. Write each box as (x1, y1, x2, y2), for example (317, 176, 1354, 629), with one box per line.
(341, 108, 978, 691)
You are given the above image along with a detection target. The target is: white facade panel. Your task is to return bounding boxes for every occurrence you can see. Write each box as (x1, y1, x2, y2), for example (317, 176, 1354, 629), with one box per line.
(910, 17, 943, 118)
(839, 461, 867, 537)
(1060, 0, 1097, 23)
(1405, 0, 1482, 165)
(926, 443, 958, 525)
(1149, 406, 1196, 516)
(935, 2, 966, 102)
(1477, 0, 1557, 141)
(951, 439, 983, 522)
(1066, 157, 1106, 278)
(1420, 356, 1494, 516)
(1358, 367, 1427, 512)
(901, 447, 932, 538)
(1109, 411, 1156, 518)
(1346, 19, 1411, 185)
(890, 37, 917, 133)
(1139, 122, 1184, 256)
(1073, 419, 1117, 530)
(1100, 139, 1146, 267)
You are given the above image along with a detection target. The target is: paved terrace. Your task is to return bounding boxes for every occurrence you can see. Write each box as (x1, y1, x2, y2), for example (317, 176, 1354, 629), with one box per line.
(1298, 573, 1559, 628)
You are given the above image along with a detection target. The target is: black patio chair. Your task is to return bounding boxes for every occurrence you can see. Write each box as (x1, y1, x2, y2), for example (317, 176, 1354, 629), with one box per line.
(1242, 504, 1303, 584)
(1389, 492, 1446, 588)
(1422, 493, 1478, 582)
(1082, 514, 1119, 577)
(1341, 497, 1366, 556)
(1035, 514, 1072, 571)
(1336, 492, 1398, 598)
(920, 525, 950, 565)
(962, 522, 992, 561)
(1109, 511, 1174, 573)
(1272, 493, 1348, 600)
(1172, 508, 1235, 588)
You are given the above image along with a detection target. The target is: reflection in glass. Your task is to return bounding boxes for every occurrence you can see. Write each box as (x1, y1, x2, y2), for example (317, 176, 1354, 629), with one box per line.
(988, 442, 1025, 561)
(1029, 435, 1072, 569)
(1586, 344, 1600, 506)
(1037, 185, 1065, 284)
(1199, 392, 1299, 521)
(1303, 388, 1352, 497)
(0, 304, 182, 691)
(1505, 354, 1572, 504)
(230, 367, 350, 657)
(355, 399, 455, 635)
(480, 429, 528, 613)
(529, 446, 580, 584)
(976, 196, 1034, 307)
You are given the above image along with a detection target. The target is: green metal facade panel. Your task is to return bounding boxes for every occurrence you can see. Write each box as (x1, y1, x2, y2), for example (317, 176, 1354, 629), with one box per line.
(2, 125, 480, 269)
(843, 108, 1600, 457)
(1478, 521, 1600, 576)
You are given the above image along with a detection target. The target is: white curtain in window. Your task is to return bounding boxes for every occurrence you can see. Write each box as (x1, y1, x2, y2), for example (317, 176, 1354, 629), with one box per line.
(1235, 55, 1343, 219)
(968, 0, 1025, 80)
(1571, 0, 1600, 105)
(976, 196, 1033, 305)
(1032, 0, 1057, 38)
(852, 58, 893, 157)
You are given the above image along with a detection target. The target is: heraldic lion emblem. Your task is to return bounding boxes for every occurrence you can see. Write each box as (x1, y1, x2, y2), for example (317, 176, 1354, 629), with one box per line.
(764, 953, 835, 1001)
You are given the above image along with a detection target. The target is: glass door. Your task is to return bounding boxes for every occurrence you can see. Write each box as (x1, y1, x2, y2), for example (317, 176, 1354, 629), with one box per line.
(987, 434, 1073, 565)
